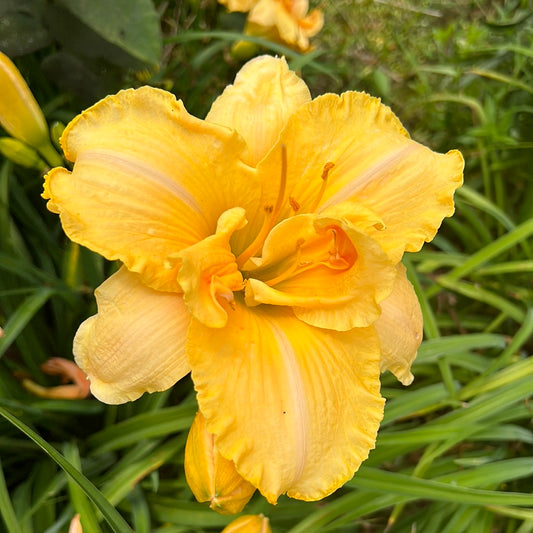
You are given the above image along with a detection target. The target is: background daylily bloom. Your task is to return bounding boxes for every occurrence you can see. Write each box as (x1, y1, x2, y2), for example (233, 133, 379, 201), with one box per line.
(43, 56, 464, 504)
(219, 0, 323, 52)
(0, 51, 62, 167)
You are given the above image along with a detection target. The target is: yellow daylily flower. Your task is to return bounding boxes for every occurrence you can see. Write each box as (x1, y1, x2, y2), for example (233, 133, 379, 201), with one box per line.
(221, 514, 272, 533)
(43, 56, 464, 504)
(219, 0, 323, 52)
(0, 51, 62, 167)
(185, 411, 256, 514)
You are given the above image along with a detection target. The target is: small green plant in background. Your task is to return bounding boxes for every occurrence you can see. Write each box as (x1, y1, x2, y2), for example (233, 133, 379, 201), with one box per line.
(0, 1, 532, 532)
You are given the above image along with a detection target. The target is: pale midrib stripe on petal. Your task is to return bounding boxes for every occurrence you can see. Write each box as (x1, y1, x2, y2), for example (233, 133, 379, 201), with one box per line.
(319, 144, 415, 212)
(269, 320, 308, 486)
(81, 149, 205, 216)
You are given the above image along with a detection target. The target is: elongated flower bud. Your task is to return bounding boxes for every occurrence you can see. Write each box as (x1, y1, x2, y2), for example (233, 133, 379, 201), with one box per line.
(221, 514, 272, 533)
(185, 411, 255, 515)
(0, 137, 47, 171)
(0, 52, 49, 148)
(0, 52, 62, 167)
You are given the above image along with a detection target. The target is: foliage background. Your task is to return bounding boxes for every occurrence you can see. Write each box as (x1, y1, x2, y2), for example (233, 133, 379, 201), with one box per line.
(0, 0, 532, 532)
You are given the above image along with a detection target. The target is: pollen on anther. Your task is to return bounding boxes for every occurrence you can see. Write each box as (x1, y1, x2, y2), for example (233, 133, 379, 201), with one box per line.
(289, 196, 300, 212)
(322, 162, 335, 180)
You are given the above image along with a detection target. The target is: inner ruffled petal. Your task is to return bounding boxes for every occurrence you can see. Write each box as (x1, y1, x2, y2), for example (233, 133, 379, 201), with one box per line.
(175, 208, 248, 328)
(244, 213, 396, 331)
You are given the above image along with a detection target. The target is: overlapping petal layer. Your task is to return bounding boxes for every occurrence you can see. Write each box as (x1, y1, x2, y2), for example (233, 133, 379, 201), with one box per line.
(176, 208, 247, 328)
(43, 87, 259, 292)
(206, 55, 310, 167)
(188, 299, 384, 502)
(257, 92, 464, 262)
(74, 267, 191, 404)
(375, 264, 423, 385)
(244, 213, 396, 330)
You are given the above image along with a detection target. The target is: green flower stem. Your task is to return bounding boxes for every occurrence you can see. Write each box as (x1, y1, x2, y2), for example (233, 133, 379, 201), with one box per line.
(37, 141, 63, 168)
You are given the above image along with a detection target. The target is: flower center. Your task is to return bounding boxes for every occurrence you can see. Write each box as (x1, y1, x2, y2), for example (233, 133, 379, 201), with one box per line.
(237, 146, 335, 269)
(236, 145, 288, 268)
(258, 224, 357, 289)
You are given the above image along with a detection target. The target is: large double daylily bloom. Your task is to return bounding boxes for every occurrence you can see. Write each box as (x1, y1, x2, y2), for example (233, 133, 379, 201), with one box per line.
(43, 56, 463, 503)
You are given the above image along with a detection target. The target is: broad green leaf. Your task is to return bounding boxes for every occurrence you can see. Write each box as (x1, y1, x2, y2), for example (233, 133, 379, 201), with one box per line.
(57, 0, 162, 65)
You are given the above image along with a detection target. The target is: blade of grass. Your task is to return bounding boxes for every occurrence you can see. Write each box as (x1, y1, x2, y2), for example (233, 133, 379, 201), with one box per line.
(0, 287, 56, 359)
(350, 466, 533, 506)
(0, 406, 134, 533)
(0, 458, 23, 533)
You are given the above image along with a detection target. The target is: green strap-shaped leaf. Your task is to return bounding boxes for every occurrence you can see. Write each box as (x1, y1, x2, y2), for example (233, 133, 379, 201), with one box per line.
(0, 406, 134, 533)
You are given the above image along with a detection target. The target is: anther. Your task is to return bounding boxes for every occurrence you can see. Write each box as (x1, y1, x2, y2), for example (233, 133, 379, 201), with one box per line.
(309, 161, 334, 213)
(289, 196, 300, 212)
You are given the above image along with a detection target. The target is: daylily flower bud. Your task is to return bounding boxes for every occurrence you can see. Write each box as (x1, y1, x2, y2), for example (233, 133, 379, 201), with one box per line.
(22, 357, 90, 399)
(50, 121, 66, 151)
(0, 52, 62, 167)
(0, 137, 47, 171)
(221, 514, 272, 533)
(185, 412, 256, 515)
(68, 514, 83, 533)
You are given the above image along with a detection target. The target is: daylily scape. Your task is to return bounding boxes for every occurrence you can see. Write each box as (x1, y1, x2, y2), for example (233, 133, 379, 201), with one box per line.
(43, 56, 464, 505)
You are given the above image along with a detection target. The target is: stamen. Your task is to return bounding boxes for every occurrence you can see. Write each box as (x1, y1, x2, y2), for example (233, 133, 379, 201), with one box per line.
(237, 145, 288, 268)
(264, 239, 306, 287)
(309, 161, 334, 213)
(289, 196, 300, 212)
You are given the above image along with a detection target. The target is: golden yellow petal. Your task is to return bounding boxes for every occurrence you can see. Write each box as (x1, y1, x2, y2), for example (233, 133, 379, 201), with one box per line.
(176, 208, 247, 328)
(221, 514, 272, 533)
(206, 56, 311, 167)
(43, 86, 259, 292)
(188, 299, 384, 503)
(257, 92, 464, 262)
(376, 264, 423, 385)
(74, 267, 191, 404)
(244, 213, 396, 331)
(185, 411, 256, 515)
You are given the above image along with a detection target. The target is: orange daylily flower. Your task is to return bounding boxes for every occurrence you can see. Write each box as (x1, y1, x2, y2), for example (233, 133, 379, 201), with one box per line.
(22, 357, 91, 400)
(219, 0, 323, 52)
(43, 56, 463, 503)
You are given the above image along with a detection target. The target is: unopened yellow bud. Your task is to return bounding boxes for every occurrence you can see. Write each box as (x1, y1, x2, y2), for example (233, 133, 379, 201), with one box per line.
(0, 137, 47, 171)
(0, 52, 62, 167)
(221, 514, 272, 533)
(185, 411, 256, 515)
(0, 52, 48, 148)
(50, 121, 66, 151)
